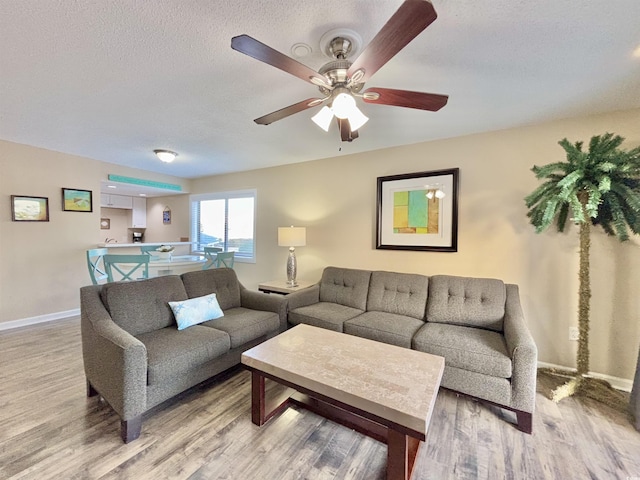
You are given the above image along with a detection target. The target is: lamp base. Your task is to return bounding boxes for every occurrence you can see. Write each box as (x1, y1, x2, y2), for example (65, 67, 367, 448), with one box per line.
(286, 247, 298, 287)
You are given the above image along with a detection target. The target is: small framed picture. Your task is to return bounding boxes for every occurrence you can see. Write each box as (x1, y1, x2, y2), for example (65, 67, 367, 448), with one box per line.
(62, 188, 93, 212)
(11, 195, 50, 222)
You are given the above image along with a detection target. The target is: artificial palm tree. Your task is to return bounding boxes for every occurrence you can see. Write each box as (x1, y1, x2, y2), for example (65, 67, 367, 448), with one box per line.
(525, 132, 640, 403)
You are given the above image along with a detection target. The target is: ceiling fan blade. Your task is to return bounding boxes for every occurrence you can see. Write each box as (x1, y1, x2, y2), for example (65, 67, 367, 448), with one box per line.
(347, 0, 437, 83)
(254, 98, 324, 125)
(362, 87, 448, 111)
(232, 35, 328, 87)
(336, 118, 358, 142)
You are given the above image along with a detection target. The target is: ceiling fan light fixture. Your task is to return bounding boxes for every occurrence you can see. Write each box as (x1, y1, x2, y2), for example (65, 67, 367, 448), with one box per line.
(311, 106, 333, 132)
(154, 149, 178, 163)
(331, 92, 356, 119)
(346, 106, 369, 131)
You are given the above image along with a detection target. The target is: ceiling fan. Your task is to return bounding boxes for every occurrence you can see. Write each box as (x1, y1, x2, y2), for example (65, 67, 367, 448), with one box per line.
(231, 0, 448, 142)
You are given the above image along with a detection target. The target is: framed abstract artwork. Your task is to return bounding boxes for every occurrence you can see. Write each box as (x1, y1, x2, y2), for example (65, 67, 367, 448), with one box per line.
(11, 195, 50, 222)
(62, 188, 93, 212)
(376, 168, 459, 252)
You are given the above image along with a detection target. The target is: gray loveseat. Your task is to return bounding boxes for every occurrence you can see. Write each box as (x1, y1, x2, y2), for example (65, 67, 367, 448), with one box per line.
(80, 268, 286, 442)
(287, 266, 537, 433)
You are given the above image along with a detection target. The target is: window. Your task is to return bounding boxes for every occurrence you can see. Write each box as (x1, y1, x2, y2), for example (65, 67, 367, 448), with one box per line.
(190, 189, 256, 262)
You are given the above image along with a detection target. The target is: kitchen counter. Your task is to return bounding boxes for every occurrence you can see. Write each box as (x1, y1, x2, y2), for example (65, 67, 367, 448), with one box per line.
(149, 255, 206, 277)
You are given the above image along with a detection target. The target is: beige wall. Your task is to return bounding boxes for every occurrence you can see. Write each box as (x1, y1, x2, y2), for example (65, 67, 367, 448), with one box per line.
(100, 207, 132, 243)
(144, 195, 191, 244)
(191, 108, 640, 380)
(0, 140, 190, 322)
(1, 108, 639, 381)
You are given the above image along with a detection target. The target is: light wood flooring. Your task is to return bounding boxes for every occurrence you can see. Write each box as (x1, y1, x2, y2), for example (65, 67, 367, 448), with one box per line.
(1, 317, 639, 479)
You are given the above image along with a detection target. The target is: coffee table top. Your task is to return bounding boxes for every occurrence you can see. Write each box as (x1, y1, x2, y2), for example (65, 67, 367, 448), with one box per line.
(241, 324, 444, 436)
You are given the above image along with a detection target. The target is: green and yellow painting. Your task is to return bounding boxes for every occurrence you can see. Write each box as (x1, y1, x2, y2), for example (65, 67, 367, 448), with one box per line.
(393, 190, 439, 234)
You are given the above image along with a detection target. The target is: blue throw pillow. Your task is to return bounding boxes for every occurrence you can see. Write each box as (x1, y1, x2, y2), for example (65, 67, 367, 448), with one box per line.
(168, 293, 224, 331)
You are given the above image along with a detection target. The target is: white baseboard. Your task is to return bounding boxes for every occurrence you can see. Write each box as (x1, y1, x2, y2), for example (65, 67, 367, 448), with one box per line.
(538, 361, 633, 392)
(0, 309, 80, 331)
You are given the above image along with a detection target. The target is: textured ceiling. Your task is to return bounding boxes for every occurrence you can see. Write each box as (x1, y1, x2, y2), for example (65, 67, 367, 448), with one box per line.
(1, 0, 640, 179)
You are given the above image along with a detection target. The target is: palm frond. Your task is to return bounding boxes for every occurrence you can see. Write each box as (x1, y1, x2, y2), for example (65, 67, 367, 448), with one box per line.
(526, 132, 640, 239)
(556, 203, 570, 232)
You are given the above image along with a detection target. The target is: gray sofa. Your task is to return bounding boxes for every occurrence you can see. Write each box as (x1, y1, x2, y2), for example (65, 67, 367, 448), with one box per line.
(80, 268, 286, 443)
(287, 266, 537, 433)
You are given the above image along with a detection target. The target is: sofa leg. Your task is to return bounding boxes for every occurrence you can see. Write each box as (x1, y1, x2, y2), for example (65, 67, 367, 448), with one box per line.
(86, 380, 98, 397)
(121, 416, 142, 443)
(515, 410, 532, 434)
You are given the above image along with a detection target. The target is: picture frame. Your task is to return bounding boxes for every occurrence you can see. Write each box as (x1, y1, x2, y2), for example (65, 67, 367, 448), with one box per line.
(11, 195, 50, 222)
(376, 168, 459, 252)
(62, 188, 93, 212)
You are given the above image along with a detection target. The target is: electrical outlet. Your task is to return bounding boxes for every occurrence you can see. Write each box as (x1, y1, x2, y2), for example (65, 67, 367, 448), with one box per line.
(569, 326, 579, 341)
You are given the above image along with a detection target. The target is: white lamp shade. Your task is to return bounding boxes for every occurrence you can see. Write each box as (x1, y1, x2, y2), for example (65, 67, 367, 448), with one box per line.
(278, 226, 306, 247)
(346, 106, 369, 131)
(331, 93, 356, 119)
(311, 106, 333, 132)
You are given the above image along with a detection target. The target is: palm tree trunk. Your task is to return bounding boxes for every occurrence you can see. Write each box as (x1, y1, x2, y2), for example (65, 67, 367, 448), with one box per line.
(577, 193, 591, 376)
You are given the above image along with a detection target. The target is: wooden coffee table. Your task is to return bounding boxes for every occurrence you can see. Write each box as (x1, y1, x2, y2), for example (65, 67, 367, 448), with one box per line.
(241, 324, 444, 480)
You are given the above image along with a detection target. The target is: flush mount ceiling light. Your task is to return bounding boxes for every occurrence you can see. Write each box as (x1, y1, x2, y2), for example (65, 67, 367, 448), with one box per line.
(154, 149, 178, 163)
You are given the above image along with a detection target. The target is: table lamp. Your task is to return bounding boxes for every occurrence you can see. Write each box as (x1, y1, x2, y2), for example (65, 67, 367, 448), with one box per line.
(278, 226, 306, 286)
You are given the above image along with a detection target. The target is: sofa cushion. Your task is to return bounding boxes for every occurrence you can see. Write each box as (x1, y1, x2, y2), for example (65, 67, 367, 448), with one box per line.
(344, 311, 424, 348)
(168, 293, 224, 331)
(412, 322, 512, 378)
(100, 276, 188, 336)
(319, 267, 371, 311)
(201, 307, 279, 348)
(136, 325, 230, 385)
(426, 275, 506, 331)
(289, 302, 364, 332)
(181, 269, 242, 310)
(367, 271, 429, 320)
(441, 365, 512, 408)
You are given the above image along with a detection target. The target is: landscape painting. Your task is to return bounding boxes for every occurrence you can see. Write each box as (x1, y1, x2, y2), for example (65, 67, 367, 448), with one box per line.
(62, 188, 93, 212)
(11, 195, 50, 222)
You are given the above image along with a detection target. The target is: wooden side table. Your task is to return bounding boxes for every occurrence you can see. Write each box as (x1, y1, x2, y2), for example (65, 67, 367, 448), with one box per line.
(258, 279, 313, 295)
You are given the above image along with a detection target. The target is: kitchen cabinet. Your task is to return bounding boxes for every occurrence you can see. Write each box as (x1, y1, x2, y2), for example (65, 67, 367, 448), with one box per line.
(100, 193, 133, 209)
(131, 197, 147, 228)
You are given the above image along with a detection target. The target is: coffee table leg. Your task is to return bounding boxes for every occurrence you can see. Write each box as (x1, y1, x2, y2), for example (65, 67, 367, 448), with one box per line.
(250, 370, 294, 426)
(387, 429, 421, 480)
(251, 370, 266, 426)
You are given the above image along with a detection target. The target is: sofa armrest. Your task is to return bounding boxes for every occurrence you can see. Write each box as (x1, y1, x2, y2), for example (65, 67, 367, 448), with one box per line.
(240, 286, 288, 331)
(503, 284, 538, 412)
(80, 285, 147, 420)
(286, 284, 320, 311)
